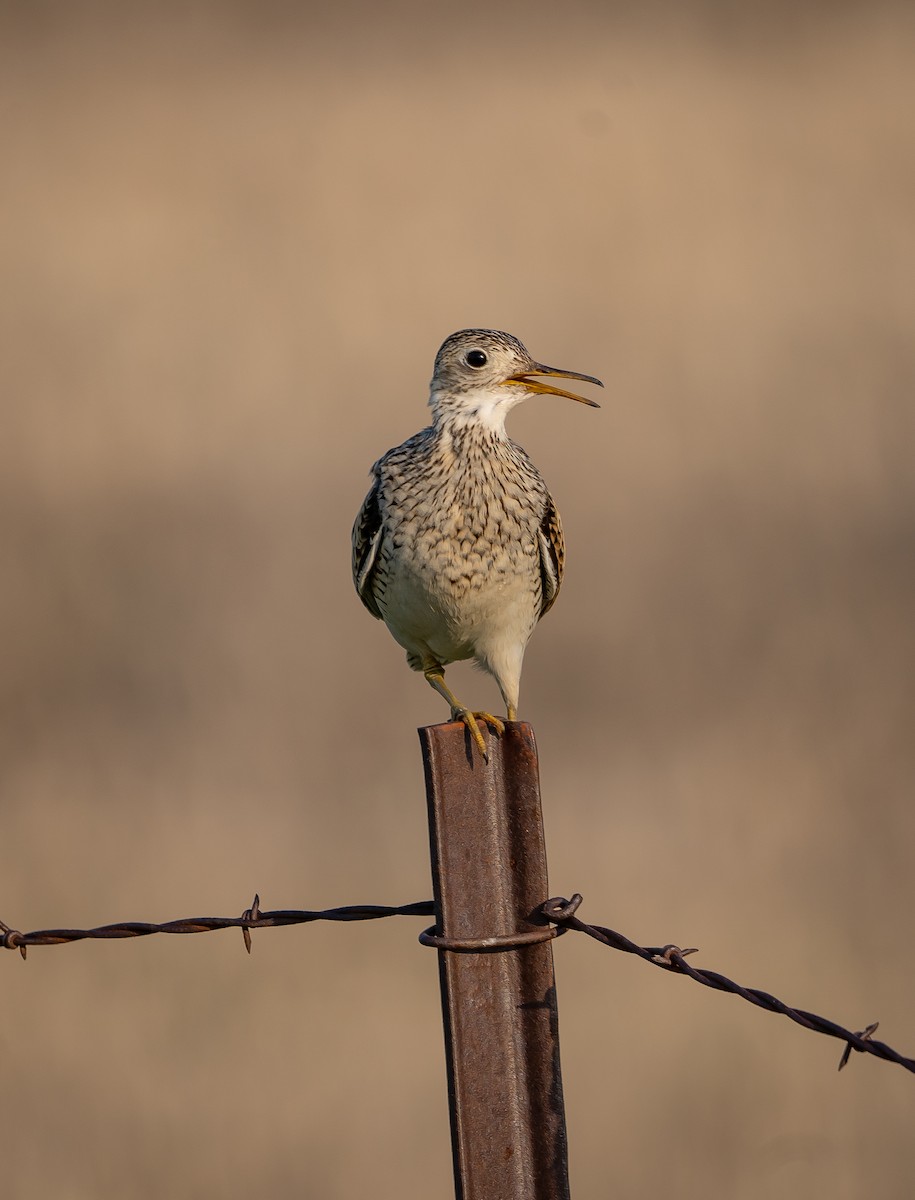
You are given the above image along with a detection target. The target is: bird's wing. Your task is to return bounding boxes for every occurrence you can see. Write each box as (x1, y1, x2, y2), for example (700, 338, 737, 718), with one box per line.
(537, 494, 565, 618)
(351, 479, 384, 620)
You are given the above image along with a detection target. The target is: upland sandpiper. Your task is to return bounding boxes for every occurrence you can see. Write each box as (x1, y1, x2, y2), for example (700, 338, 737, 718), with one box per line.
(352, 329, 601, 755)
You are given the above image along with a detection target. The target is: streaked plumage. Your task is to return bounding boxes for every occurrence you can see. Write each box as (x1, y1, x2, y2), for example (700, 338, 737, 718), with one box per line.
(352, 329, 601, 754)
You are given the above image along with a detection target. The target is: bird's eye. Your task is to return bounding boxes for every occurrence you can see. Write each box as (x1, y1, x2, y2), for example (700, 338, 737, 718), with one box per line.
(466, 349, 488, 368)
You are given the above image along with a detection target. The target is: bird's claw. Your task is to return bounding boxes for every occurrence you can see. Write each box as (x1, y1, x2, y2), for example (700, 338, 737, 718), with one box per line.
(452, 709, 505, 758)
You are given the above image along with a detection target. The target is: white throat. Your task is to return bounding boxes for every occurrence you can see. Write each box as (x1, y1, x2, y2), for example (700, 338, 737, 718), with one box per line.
(431, 385, 524, 435)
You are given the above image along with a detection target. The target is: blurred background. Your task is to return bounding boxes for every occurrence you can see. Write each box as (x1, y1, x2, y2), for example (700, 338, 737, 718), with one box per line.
(2, 2, 914, 1196)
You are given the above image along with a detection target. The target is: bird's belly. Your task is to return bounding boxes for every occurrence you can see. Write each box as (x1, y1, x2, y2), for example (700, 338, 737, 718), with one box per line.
(379, 553, 539, 667)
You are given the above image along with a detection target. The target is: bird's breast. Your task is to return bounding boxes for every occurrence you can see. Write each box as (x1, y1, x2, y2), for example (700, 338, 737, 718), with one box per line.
(369, 431, 548, 655)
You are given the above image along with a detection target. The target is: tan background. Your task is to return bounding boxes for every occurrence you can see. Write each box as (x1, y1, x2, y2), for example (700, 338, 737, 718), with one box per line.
(2, 3, 914, 1197)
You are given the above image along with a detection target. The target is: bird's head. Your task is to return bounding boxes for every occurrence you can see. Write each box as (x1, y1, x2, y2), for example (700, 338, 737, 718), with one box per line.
(428, 329, 602, 431)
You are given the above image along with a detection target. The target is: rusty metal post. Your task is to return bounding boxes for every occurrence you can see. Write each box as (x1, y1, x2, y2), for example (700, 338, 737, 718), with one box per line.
(419, 720, 570, 1200)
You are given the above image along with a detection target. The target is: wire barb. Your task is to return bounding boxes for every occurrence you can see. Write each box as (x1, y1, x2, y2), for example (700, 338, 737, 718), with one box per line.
(652, 945, 699, 966)
(241, 893, 261, 955)
(0, 918, 27, 960)
(838, 1022, 880, 1072)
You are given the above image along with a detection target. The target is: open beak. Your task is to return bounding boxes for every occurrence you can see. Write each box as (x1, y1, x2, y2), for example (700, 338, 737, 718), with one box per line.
(501, 363, 603, 407)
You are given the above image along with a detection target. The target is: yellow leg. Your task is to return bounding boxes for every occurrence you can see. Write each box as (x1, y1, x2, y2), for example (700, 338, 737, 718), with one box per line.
(506, 704, 517, 721)
(423, 665, 505, 757)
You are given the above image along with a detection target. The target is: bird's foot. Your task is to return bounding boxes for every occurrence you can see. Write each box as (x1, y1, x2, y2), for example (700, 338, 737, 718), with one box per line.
(422, 666, 505, 759)
(451, 708, 505, 758)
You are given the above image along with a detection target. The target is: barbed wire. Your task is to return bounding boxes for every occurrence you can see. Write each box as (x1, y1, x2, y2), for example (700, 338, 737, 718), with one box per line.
(2, 892, 911, 1075)
(0, 897, 434, 957)
(537, 896, 912, 1074)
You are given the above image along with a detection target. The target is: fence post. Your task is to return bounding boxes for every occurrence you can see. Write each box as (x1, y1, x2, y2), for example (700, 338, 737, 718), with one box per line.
(419, 720, 571, 1200)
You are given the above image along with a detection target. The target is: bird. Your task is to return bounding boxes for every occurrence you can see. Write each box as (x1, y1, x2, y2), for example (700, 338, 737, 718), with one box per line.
(352, 329, 602, 756)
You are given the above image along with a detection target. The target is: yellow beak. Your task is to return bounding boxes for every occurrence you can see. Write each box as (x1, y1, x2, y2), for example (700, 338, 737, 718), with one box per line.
(501, 363, 603, 407)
